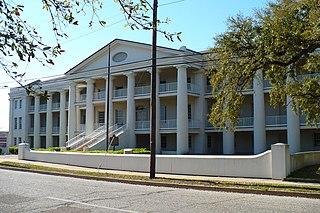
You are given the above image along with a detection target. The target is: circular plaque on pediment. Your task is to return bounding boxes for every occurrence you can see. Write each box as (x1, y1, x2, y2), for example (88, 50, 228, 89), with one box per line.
(112, 52, 128, 62)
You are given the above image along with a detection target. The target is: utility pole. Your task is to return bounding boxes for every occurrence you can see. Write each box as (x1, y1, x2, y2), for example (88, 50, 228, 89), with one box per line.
(150, 0, 158, 179)
(106, 44, 111, 152)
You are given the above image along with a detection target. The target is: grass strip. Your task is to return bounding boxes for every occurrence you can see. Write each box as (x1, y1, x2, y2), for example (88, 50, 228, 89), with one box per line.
(1, 161, 320, 195)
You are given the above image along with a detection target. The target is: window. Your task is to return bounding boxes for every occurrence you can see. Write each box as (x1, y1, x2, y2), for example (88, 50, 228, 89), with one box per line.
(188, 104, 192, 120)
(207, 135, 212, 148)
(161, 136, 167, 149)
(115, 109, 124, 125)
(160, 105, 167, 120)
(188, 135, 192, 148)
(14, 137, 17, 146)
(19, 117, 22, 129)
(14, 100, 18, 109)
(19, 100, 22, 108)
(315, 133, 320, 146)
(98, 111, 105, 124)
(19, 137, 22, 144)
(14, 118, 17, 129)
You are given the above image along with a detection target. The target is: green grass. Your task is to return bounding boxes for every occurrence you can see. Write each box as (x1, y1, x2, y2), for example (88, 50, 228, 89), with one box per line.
(287, 164, 320, 181)
(1, 161, 320, 195)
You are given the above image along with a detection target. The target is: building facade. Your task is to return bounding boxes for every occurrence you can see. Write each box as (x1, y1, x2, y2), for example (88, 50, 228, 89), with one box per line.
(8, 39, 320, 154)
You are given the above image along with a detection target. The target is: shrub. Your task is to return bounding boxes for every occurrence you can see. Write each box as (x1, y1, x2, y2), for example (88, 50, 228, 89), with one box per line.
(133, 148, 150, 154)
(0, 147, 2, 154)
(9, 146, 18, 155)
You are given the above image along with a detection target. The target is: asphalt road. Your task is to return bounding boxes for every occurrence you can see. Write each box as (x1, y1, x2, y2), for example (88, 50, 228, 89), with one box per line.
(0, 169, 319, 213)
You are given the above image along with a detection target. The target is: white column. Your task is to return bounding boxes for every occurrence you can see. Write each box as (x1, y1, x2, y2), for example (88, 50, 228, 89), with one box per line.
(46, 94, 53, 148)
(59, 90, 67, 147)
(8, 97, 14, 147)
(287, 96, 300, 154)
(156, 70, 161, 153)
(223, 127, 235, 154)
(105, 76, 114, 128)
(194, 70, 206, 153)
(34, 96, 41, 148)
(176, 65, 189, 154)
(68, 82, 76, 140)
(85, 79, 95, 135)
(126, 72, 136, 148)
(253, 69, 266, 154)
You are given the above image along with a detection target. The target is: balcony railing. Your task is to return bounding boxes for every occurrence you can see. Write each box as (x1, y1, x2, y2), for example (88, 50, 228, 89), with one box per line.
(76, 94, 86, 102)
(159, 82, 177, 94)
(29, 105, 35, 112)
(52, 102, 60, 110)
(188, 119, 200, 128)
(113, 88, 127, 99)
(187, 83, 200, 94)
(94, 123, 105, 129)
(40, 127, 46, 134)
(77, 124, 86, 132)
(28, 127, 34, 134)
(160, 119, 177, 129)
(39, 104, 47, 111)
(266, 115, 287, 126)
(52, 126, 59, 134)
(238, 117, 254, 127)
(135, 85, 151, 96)
(94, 91, 105, 101)
(136, 120, 150, 130)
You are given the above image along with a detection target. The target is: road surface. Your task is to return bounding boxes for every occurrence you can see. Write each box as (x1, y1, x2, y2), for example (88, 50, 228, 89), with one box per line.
(0, 169, 319, 212)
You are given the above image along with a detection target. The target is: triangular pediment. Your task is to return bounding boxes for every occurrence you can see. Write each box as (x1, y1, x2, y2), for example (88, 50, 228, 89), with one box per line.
(65, 39, 184, 76)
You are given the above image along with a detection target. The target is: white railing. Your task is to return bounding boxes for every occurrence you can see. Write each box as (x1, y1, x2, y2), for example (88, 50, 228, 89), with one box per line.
(76, 94, 86, 102)
(94, 123, 105, 129)
(188, 119, 200, 128)
(40, 127, 46, 134)
(94, 91, 105, 101)
(40, 104, 47, 111)
(135, 85, 150, 96)
(264, 80, 272, 89)
(52, 102, 60, 110)
(238, 117, 254, 127)
(77, 124, 86, 132)
(266, 115, 287, 126)
(136, 121, 150, 130)
(159, 82, 177, 93)
(66, 132, 86, 148)
(52, 126, 59, 134)
(113, 88, 127, 98)
(160, 119, 177, 129)
(187, 83, 200, 94)
(29, 105, 35, 112)
(28, 128, 34, 134)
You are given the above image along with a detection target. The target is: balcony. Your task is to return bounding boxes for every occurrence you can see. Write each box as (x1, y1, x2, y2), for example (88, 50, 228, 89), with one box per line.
(94, 91, 105, 101)
(238, 117, 254, 127)
(160, 119, 177, 129)
(159, 82, 177, 94)
(52, 102, 60, 110)
(39, 104, 47, 112)
(113, 88, 127, 99)
(266, 115, 287, 126)
(135, 85, 150, 97)
(187, 83, 200, 94)
(28, 127, 34, 134)
(94, 123, 105, 129)
(136, 120, 150, 130)
(188, 119, 200, 128)
(40, 127, 46, 134)
(52, 126, 60, 134)
(76, 94, 86, 103)
(29, 105, 35, 112)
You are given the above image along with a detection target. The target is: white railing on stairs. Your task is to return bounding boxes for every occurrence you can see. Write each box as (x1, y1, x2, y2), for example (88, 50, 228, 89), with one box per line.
(66, 132, 86, 148)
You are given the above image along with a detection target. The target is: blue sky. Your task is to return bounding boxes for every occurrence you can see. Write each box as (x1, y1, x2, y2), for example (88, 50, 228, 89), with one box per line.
(0, 0, 270, 130)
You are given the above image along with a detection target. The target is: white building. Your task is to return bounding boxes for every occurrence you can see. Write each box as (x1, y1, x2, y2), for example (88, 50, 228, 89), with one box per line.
(8, 39, 320, 154)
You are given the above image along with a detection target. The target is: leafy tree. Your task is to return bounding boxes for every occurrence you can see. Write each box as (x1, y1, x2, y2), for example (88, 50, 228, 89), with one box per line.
(206, 0, 320, 128)
(1, 0, 180, 95)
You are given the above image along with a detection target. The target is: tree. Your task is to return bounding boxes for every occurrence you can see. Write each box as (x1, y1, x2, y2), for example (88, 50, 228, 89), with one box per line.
(1, 0, 180, 95)
(206, 0, 320, 128)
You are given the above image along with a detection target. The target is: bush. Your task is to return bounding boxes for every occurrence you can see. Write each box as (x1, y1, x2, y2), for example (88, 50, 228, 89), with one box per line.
(0, 147, 2, 154)
(9, 146, 18, 155)
(133, 148, 150, 154)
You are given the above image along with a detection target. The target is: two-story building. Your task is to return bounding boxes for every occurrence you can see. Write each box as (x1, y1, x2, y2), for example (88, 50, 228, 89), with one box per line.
(8, 39, 320, 154)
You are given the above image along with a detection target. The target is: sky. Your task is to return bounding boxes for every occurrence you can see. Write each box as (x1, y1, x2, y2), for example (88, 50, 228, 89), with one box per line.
(0, 0, 271, 131)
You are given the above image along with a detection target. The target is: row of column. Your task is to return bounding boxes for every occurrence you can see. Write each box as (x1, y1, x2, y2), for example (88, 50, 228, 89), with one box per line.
(222, 70, 301, 154)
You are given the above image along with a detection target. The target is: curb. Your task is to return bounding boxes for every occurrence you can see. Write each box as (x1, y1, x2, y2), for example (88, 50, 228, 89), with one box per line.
(1, 165, 320, 199)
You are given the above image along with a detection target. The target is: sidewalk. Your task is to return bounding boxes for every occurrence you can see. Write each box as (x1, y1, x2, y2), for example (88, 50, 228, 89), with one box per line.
(1, 154, 319, 187)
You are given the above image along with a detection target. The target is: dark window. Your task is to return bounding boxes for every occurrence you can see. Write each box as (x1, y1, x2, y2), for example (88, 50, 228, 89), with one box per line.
(160, 105, 167, 120)
(14, 100, 18, 109)
(188, 136, 192, 148)
(14, 137, 17, 146)
(19, 117, 22, 129)
(98, 111, 105, 124)
(315, 133, 320, 146)
(19, 137, 22, 144)
(161, 136, 167, 149)
(14, 118, 17, 129)
(207, 135, 212, 148)
(188, 104, 192, 120)
(19, 100, 22, 108)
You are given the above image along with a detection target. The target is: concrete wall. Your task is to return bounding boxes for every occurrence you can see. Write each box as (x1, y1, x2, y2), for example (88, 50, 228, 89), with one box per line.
(291, 151, 320, 172)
